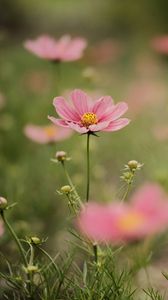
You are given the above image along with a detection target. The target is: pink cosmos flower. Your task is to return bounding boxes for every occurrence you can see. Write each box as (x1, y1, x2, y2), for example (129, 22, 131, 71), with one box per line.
(24, 35, 87, 62)
(151, 35, 168, 54)
(48, 89, 130, 134)
(24, 124, 73, 144)
(77, 183, 168, 243)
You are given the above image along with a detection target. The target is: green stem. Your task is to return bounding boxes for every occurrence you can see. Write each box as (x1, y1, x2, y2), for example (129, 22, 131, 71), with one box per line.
(122, 182, 131, 201)
(0, 210, 27, 266)
(85, 133, 98, 263)
(37, 246, 59, 274)
(61, 161, 81, 204)
(93, 243, 98, 263)
(86, 133, 90, 202)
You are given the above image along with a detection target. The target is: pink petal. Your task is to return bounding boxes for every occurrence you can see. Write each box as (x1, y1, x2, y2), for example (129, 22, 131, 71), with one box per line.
(67, 122, 89, 133)
(24, 35, 59, 60)
(53, 97, 80, 121)
(71, 89, 90, 115)
(77, 203, 120, 242)
(92, 96, 114, 118)
(103, 118, 130, 132)
(101, 102, 128, 122)
(89, 121, 110, 132)
(48, 116, 69, 127)
(61, 38, 87, 61)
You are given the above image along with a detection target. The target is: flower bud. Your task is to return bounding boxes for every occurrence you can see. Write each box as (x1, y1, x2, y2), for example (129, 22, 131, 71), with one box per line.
(30, 236, 41, 245)
(127, 160, 143, 172)
(61, 185, 72, 194)
(0, 197, 8, 209)
(55, 151, 67, 162)
(24, 265, 39, 274)
(128, 160, 138, 170)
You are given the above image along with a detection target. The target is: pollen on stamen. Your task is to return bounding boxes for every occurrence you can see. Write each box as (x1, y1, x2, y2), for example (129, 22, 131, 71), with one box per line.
(81, 112, 98, 127)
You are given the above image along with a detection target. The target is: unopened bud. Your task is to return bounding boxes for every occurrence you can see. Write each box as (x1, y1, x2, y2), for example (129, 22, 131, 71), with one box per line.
(55, 151, 67, 162)
(24, 265, 39, 274)
(30, 236, 41, 245)
(128, 160, 138, 169)
(127, 160, 143, 171)
(0, 197, 8, 209)
(61, 185, 72, 194)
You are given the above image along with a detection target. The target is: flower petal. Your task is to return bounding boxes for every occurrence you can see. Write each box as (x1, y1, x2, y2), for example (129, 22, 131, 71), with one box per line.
(71, 89, 90, 115)
(92, 96, 114, 118)
(53, 97, 80, 121)
(101, 102, 128, 122)
(89, 121, 110, 132)
(67, 122, 89, 133)
(48, 116, 69, 127)
(103, 118, 130, 132)
(61, 38, 87, 61)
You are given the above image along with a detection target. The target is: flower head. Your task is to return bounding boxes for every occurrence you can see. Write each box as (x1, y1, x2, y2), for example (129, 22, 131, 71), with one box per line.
(24, 124, 72, 144)
(48, 89, 130, 134)
(24, 35, 87, 62)
(77, 183, 168, 243)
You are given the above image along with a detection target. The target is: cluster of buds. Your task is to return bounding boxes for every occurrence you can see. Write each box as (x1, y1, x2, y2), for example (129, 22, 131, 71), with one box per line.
(51, 151, 71, 163)
(23, 265, 39, 274)
(121, 160, 143, 184)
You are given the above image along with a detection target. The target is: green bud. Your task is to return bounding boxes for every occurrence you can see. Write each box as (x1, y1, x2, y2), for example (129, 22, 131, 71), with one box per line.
(127, 160, 143, 172)
(24, 265, 39, 274)
(31, 236, 41, 245)
(61, 185, 72, 194)
(0, 197, 8, 209)
(55, 151, 67, 162)
(128, 160, 138, 170)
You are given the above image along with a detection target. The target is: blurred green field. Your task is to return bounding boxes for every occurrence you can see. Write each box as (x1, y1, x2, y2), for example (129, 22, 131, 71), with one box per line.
(1, 38, 168, 247)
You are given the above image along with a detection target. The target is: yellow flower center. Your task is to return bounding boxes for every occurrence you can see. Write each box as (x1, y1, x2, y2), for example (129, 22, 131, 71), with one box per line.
(81, 112, 98, 127)
(118, 212, 144, 232)
(44, 126, 56, 137)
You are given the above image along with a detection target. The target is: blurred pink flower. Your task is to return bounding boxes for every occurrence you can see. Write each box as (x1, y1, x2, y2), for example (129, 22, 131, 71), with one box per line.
(77, 183, 168, 243)
(88, 39, 123, 64)
(151, 35, 168, 54)
(48, 89, 130, 134)
(126, 80, 166, 117)
(24, 124, 73, 144)
(153, 125, 168, 141)
(24, 35, 87, 62)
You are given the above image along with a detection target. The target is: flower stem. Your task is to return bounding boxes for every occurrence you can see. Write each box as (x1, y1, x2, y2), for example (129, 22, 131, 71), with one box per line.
(93, 243, 98, 263)
(37, 246, 59, 274)
(0, 210, 27, 266)
(122, 182, 131, 201)
(61, 161, 81, 204)
(86, 133, 90, 202)
(85, 133, 98, 263)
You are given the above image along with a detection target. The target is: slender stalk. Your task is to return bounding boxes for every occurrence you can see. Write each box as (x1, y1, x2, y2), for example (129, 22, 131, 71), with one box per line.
(93, 243, 98, 263)
(61, 161, 81, 204)
(37, 246, 59, 274)
(122, 182, 131, 201)
(86, 133, 90, 202)
(0, 210, 27, 266)
(85, 133, 98, 263)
